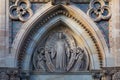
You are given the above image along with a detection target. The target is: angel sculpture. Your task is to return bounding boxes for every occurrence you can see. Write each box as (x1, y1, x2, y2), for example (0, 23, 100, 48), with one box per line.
(67, 47, 85, 72)
(72, 47, 85, 71)
(36, 48, 46, 71)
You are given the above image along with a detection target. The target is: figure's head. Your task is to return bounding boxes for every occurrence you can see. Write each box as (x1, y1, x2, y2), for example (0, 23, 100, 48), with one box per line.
(41, 49, 45, 54)
(76, 47, 83, 53)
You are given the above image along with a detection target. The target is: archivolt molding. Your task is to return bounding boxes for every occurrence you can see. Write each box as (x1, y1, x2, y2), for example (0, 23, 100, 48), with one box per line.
(19, 9, 102, 69)
(9, 0, 33, 22)
(11, 3, 109, 70)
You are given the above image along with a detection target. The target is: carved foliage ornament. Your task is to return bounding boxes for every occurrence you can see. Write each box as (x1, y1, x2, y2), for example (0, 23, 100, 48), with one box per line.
(9, 0, 33, 22)
(33, 31, 88, 72)
(0, 72, 9, 80)
(87, 0, 111, 22)
(112, 71, 120, 80)
(0, 70, 20, 80)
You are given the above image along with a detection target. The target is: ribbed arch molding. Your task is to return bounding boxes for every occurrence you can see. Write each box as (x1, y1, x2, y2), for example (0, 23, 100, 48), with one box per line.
(11, 2, 111, 70)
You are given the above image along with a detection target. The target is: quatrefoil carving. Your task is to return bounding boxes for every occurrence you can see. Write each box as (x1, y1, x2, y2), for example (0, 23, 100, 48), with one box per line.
(9, 0, 33, 22)
(87, 0, 111, 22)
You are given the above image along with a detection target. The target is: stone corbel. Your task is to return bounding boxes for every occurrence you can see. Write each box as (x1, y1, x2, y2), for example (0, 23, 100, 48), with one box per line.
(112, 71, 120, 80)
(102, 67, 120, 80)
(19, 71, 30, 80)
(0, 68, 20, 80)
(91, 70, 103, 80)
(9, 0, 33, 22)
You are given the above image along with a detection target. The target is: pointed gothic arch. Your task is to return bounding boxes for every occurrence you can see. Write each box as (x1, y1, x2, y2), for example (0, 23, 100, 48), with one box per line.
(11, 2, 110, 71)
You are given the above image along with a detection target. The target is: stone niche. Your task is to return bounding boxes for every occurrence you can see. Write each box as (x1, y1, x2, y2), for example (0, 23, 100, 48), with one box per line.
(30, 23, 92, 80)
(11, 1, 109, 79)
(32, 23, 90, 73)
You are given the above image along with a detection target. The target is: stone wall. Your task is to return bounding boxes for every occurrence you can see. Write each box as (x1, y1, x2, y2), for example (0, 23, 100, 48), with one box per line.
(109, 0, 120, 66)
(0, 0, 9, 67)
(0, 0, 120, 80)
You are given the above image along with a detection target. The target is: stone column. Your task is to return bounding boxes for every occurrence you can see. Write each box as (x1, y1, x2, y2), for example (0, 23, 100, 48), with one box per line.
(0, 0, 9, 67)
(109, 0, 120, 66)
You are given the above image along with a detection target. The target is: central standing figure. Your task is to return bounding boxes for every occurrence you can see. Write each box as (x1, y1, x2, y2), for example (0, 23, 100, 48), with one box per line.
(51, 32, 70, 72)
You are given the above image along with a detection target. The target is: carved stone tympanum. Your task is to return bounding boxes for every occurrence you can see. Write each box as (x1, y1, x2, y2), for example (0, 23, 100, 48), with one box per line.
(33, 26, 89, 72)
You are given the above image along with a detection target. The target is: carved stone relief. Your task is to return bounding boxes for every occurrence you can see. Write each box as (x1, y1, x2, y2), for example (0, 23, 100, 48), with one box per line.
(101, 67, 120, 80)
(33, 47, 46, 72)
(112, 71, 120, 80)
(16, 7, 103, 69)
(33, 26, 88, 72)
(91, 68, 120, 80)
(0, 69, 20, 80)
(9, 0, 110, 22)
(9, 0, 33, 22)
(87, 0, 111, 22)
(92, 72, 103, 80)
(0, 72, 9, 80)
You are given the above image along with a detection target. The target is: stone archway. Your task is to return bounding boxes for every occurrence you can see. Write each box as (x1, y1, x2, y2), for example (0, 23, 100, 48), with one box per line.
(11, 2, 110, 73)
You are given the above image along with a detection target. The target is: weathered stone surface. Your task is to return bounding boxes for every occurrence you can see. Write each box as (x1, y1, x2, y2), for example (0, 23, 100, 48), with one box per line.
(30, 75, 93, 80)
(0, 0, 120, 80)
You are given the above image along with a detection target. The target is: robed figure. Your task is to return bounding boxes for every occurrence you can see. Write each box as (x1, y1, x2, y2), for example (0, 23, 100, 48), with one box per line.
(51, 32, 70, 72)
(36, 48, 46, 71)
